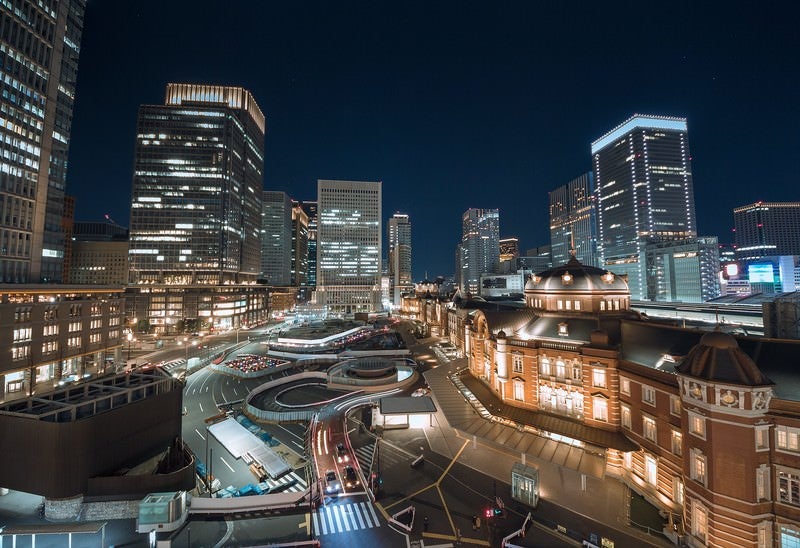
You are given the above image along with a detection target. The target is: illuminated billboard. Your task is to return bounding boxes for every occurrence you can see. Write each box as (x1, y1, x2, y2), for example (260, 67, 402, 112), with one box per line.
(748, 264, 774, 283)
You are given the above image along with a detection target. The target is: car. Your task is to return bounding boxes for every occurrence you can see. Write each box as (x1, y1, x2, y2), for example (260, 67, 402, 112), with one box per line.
(343, 465, 359, 488)
(325, 470, 341, 493)
(336, 442, 349, 463)
(412, 387, 430, 397)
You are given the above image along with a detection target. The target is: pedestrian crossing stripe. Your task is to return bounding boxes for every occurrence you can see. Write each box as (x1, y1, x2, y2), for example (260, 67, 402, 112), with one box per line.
(312, 501, 381, 536)
(262, 471, 307, 493)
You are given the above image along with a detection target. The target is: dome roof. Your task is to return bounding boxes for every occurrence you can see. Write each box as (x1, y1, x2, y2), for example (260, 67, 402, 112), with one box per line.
(525, 257, 629, 294)
(699, 330, 738, 349)
(676, 330, 772, 386)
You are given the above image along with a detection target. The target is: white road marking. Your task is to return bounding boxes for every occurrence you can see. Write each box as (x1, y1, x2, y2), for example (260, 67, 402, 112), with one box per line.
(220, 456, 235, 472)
(199, 402, 204, 413)
(195, 428, 205, 441)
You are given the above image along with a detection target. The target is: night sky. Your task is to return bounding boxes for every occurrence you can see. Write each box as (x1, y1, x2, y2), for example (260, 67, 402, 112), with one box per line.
(67, 1, 799, 279)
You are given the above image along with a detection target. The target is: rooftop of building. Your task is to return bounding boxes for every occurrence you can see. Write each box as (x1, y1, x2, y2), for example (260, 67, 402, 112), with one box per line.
(591, 113, 688, 154)
(525, 256, 629, 293)
(0, 370, 179, 423)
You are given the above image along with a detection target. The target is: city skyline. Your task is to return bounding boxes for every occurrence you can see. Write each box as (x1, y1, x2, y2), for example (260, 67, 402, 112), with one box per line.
(66, 1, 799, 279)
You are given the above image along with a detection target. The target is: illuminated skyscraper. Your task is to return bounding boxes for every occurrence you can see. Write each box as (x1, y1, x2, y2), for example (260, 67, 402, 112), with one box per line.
(316, 180, 382, 314)
(499, 237, 519, 273)
(300, 201, 318, 287)
(733, 201, 800, 260)
(261, 191, 292, 285)
(387, 213, 412, 306)
(129, 84, 265, 285)
(549, 172, 598, 267)
(458, 208, 500, 293)
(0, 0, 86, 282)
(592, 115, 696, 299)
(291, 201, 309, 287)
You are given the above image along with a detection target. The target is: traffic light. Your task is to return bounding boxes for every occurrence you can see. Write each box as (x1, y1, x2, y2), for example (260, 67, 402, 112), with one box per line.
(492, 507, 503, 517)
(485, 508, 493, 518)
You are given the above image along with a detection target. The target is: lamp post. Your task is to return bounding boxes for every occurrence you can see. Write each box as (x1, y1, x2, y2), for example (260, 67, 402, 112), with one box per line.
(127, 331, 133, 361)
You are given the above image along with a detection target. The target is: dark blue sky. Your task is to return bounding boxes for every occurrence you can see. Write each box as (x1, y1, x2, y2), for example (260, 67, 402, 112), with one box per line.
(68, 1, 799, 279)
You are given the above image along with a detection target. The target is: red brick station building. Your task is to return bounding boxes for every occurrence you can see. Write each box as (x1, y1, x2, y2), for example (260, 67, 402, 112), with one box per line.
(402, 258, 800, 547)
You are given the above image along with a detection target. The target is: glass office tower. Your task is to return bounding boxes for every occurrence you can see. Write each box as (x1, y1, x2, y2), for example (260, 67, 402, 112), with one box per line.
(549, 172, 598, 267)
(459, 208, 500, 294)
(1, 0, 87, 282)
(261, 191, 292, 285)
(592, 115, 696, 300)
(316, 180, 382, 314)
(734, 201, 800, 260)
(388, 212, 412, 306)
(301, 201, 318, 288)
(129, 84, 265, 285)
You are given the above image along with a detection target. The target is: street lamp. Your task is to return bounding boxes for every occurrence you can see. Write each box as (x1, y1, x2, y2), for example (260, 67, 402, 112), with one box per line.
(127, 331, 133, 361)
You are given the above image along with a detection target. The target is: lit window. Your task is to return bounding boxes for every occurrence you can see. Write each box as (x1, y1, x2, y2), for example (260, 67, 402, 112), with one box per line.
(689, 412, 706, 439)
(643, 416, 657, 442)
(777, 426, 800, 453)
(513, 380, 525, 402)
(670, 395, 681, 416)
(690, 448, 707, 486)
(692, 500, 708, 543)
(620, 377, 631, 396)
(539, 357, 551, 376)
(755, 426, 770, 451)
(779, 470, 800, 506)
(512, 354, 523, 374)
(645, 454, 657, 486)
(674, 476, 684, 506)
(642, 385, 656, 405)
(671, 430, 682, 456)
(592, 368, 607, 388)
(558, 322, 569, 336)
(621, 405, 631, 429)
(593, 396, 608, 422)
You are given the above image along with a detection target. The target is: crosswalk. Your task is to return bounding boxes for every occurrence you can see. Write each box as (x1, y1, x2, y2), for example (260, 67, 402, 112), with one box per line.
(312, 500, 381, 536)
(354, 439, 414, 481)
(263, 470, 307, 494)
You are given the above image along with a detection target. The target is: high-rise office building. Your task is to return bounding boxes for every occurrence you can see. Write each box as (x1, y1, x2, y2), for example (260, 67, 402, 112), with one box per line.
(261, 191, 292, 286)
(521, 245, 553, 274)
(592, 115, 696, 299)
(127, 84, 268, 333)
(733, 201, 800, 260)
(129, 84, 264, 285)
(301, 201, 318, 287)
(459, 208, 500, 294)
(644, 237, 720, 303)
(499, 237, 519, 273)
(549, 172, 598, 267)
(316, 180, 382, 314)
(387, 213, 412, 306)
(291, 202, 309, 287)
(1, 0, 86, 282)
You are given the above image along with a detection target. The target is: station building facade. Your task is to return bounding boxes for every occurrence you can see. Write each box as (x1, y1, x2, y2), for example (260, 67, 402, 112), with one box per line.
(420, 257, 800, 547)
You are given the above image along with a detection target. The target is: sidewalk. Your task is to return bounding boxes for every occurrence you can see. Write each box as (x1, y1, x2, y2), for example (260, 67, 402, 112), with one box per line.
(413, 358, 672, 547)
